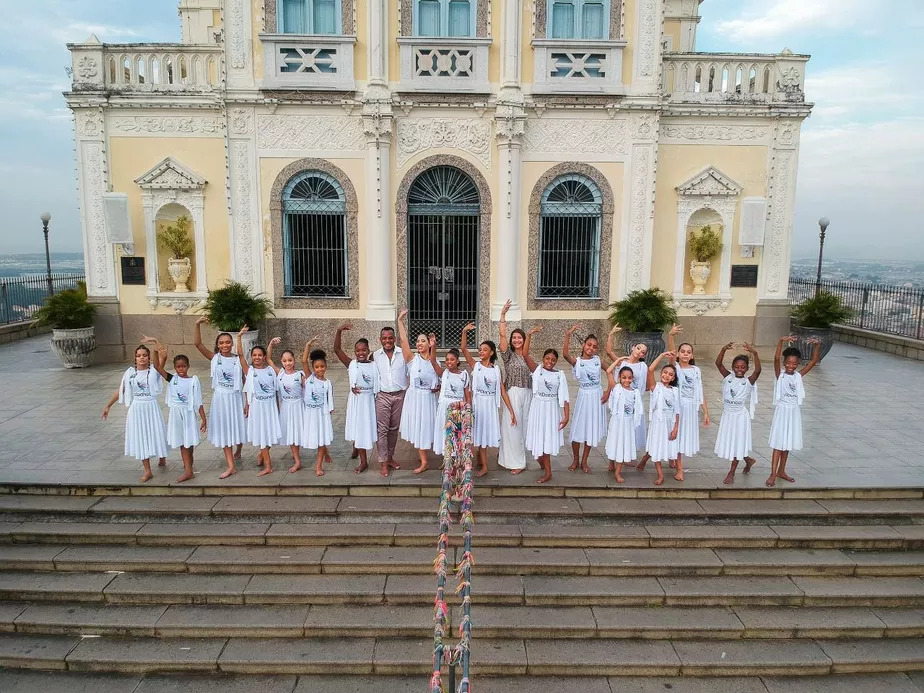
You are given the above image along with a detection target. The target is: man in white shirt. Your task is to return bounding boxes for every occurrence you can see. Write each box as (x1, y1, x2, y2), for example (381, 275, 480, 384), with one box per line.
(372, 325, 408, 475)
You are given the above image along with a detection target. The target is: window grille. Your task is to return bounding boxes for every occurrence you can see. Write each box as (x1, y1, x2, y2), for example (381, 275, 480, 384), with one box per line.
(538, 174, 602, 298)
(282, 171, 348, 297)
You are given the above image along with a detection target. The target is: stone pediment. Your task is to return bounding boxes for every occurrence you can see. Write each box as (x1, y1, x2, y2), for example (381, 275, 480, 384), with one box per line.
(134, 157, 206, 190)
(676, 166, 741, 197)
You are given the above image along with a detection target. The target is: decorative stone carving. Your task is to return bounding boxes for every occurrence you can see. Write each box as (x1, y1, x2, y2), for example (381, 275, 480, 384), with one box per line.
(149, 296, 205, 314)
(660, 123, 768, 143)
(523, 118, 627, 155)
(110, 116, 224, 135)
(75, 109, 104, 137)
(673, 298, 730, 316)
(135, 157, 207, 191)
(625, 146, 654, 293)
(631, 112, 659, 141)
(77, 57, 98, 79)
(228, 0, 248, 69)
(763, 121, 799, 298)
(362, 100, 394, 143)
(230, 140, 255, 288)
(676, 166, 742, 197)
(636, 0, 658, 78)
(229, 108, 254, 136)
(396, 118, 492, 168)
(82, 141, 113, 294)
(256, 115, 366, 150)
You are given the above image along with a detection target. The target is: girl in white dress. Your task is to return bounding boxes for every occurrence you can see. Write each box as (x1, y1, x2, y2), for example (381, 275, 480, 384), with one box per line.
(429, 339, 471, 456)
(606, 324, 650, 471)
(396, 310, 440, 474)
(302, 348, 334, 477)
(334, 324, 380, 474)
(714, 342, 762, 485)
(101, 345, 168, 483)
(193, 318, 245, 479)
(238, 327, 282, 477)
(526, 349, 571, 484)
(266, 337, 311, 474)
(605, 365, 644, 483)
(639, 352, 680, 486)
(497, 300, 540, 474)
(666, 325, 710, 478)
(563, 325, 609, 474)
(767, 336, 821, 487)
(461, 323, 517, 478)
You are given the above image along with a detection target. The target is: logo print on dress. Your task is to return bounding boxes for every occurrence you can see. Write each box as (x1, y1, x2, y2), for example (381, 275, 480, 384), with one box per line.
(259, 380, 273, 394)
(219, 370, 234, 385)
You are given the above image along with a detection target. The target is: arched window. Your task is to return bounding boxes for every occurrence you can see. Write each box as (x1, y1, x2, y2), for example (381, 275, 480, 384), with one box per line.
(538, 174, 602, 298)
(548, 0, 607, 40)
(279, 0, 339, 34)
(282, 171, 347, 297)
(416, 0, 475, 37)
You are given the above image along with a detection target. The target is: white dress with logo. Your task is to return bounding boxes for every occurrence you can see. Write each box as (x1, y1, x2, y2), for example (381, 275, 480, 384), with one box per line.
(769, 371, 804, 451)
(626, 360, 649, 449)
(714, 375, 757, 461)
(605, 386, 644, 463)
(471, 362, 501, 448)
(208, 354, 246, 448)
(569, 356, 607, 447)
(345, 360, 379, 450)
(400, 354, 440, 449)
(432, 369, 470, 454)
(244, 367, 282, 448)
(118, 367, 168, 461)
(646, 383, 680, 462)
(303, 374, 334, 449)
(525, 367, 570, 458)
(165, 374, 202, 449)
(277, 370, 306, 447)
(676, 365, 704, 457)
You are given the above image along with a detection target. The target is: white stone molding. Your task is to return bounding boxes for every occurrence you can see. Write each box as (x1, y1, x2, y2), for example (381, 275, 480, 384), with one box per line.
(260, 34, 357, 91)
(659, 122, 770, 145)
(672, 297, 729, 316)
(148, 295, 207, 314)
(225, 0, 253, 87)
(395, 118, 492, 168)
(494, 102, 526, 321)
(255, 114, 366, 151)
(109, 115, 225, 136)
(522, 118, 628, 157)
(633, 0, 662, 92)
(397, 37, 492, 93)
(531, 39, 627, 95)
(228, 137, 261, 291)
(74, 107, 116, 298)
(228, 108, 254, 136)
(364, 104, 396, 321)
(135, 158, 208, 299)
(759, 120, 801, 300)
(676, 165, 742, 197)
(621, 142, 657, 295)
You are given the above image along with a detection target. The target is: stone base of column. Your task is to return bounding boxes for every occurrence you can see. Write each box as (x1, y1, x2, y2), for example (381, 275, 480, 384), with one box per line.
(366, 301, 397, 322)
(755, 299, 793, 347)
(491, 301, 521, 323)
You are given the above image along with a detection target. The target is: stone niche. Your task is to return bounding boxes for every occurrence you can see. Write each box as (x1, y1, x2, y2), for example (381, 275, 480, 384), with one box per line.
(683, 207, 723, 296)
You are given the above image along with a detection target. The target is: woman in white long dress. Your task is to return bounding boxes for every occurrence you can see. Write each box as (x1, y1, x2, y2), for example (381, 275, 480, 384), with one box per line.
(525, 349, 571, 485)
(302, 347, 334, 477)
(429, 339, 471, 456)
(666, 325, 710, 474)
(193, 317, 245, 479)
(396, 310, 440, 474)
(605, 364, 644, 483)
(767, 336, 821, 487)
(640, 352, 680, 486)
(563, 324, 608, 474)
(606, 325, 650, 471)
(461, 323, 517, 478)
(238, 328, 281, 476)
(333, 324, 380, 474)
(101, 344, 168, 483)
(714, 342, 762, 485)
(497, 300, 539, 474)
(267, 337, 310, 474)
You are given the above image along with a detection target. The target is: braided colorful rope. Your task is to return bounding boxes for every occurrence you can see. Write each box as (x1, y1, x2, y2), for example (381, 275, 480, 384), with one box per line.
(431, 401, 474, 693)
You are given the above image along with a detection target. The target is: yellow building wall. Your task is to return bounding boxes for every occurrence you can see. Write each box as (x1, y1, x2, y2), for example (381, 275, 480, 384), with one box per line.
(488, 0, 501, 84)
(354, 0, 368, 82)
(108, 137, 231, 315)
(621, 0, 635, 87)
(388, 0, 400, 82)
(521, 0, 534, 84)
(251, 0, 264, 80)
(654, 144, 769, 316)
(663, 19, 682, 51)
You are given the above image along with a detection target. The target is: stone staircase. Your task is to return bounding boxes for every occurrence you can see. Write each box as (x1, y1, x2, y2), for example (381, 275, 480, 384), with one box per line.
(0, 488, 923, 692)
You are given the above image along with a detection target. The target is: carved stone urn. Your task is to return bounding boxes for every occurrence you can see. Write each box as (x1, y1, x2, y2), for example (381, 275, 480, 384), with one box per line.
(51, 327, 97, 369)
(690, 261, 711, 295)
(167, 257, 191, 292)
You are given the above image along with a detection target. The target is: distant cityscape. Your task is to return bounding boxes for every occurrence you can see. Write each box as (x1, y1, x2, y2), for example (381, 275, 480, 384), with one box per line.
(0, 252, 85, 280)
(791, 258, 924, 288)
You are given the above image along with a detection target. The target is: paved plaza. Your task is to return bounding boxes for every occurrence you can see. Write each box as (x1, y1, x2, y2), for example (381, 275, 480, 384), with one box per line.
(0, 334, 921, 491)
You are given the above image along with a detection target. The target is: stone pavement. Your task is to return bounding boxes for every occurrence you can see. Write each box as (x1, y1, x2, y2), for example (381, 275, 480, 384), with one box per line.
(0, 334, 921, 490)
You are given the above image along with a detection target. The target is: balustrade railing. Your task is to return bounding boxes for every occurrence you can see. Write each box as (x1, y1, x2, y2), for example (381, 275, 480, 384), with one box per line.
(531, 39, 626, 95)
(70, 42, 222, 92)
(398, 37, 491, 93)
(789, 278, 924, 340)
(0, 273, 86, 326)
(663, 51, 807, 104)
(260, 34, 356, 90)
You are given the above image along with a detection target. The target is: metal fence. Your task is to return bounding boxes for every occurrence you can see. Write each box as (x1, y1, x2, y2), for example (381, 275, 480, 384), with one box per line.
(0, 273, 86, 326)
(789, 278, 924, 340)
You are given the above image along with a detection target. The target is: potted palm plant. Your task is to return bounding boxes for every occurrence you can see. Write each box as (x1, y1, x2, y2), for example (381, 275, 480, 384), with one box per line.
(790, 290, 853, 363)
(608, 288, 677, 358)
(200, 281, 274, 359)
(31, 281, 98, 368)
(157, 215, 194, 292)
(687, 224, 723, 294)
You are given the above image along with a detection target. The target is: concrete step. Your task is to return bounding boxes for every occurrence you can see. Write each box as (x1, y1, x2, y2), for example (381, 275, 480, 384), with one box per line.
(1, 633, 924, 676)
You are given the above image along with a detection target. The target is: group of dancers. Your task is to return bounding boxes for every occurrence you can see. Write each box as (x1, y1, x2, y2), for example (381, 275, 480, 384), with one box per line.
(102, 302, 821, 488)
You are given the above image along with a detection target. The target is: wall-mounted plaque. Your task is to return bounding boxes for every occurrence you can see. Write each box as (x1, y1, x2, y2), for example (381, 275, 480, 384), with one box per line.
(730, 264, 758, 288)
(120, 256, 145, 285)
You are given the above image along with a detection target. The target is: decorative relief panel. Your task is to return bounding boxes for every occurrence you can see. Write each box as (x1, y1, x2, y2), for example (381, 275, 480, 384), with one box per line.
(660, 123, 769, 144)
(110, 115, 225, 135)
(255, 114, 366, 150)
(635, 0, 659, 79)
(523, 118, 627, 156)
(396, 118, 492, 168)
(625, 146, 654, 293)
(762, 122, 800, 298)
(82, 141, 114, 294)
(229, 109, 254, 136)
(230, 140, 255, 288)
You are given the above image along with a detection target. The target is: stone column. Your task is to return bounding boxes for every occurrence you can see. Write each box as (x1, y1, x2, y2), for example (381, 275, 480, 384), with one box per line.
(621, 113, 660, 296)
(226, 106, 261, 291)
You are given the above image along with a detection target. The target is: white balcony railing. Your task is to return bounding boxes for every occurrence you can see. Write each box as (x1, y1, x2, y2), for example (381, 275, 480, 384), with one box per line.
(69, 42, 222, 93)
(260, 34, 356, 91)
(531, 39, 627, 95)
(663, 51, 808, 104)
(397, 37, 491, 93)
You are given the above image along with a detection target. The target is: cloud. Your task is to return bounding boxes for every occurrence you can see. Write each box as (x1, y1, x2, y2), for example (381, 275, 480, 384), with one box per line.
(805, 62, 924, 120)
(714, 0, 867, 43)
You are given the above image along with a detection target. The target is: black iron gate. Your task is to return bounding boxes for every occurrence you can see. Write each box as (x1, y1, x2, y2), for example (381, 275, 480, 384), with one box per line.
(407, 166, 480, 347)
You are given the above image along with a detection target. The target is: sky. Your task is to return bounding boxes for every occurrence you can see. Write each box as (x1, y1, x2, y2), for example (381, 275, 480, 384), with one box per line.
(0, 0, 921, 262)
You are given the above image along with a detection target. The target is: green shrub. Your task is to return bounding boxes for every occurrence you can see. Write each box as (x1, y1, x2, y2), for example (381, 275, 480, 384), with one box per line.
(201, 281, 274, 332)
(31, 281, 97, 330)
(157, 215, 194, 259)
(791, 290, 854, 328)
(688, 224, 723, 263)
(608, 288, 677, 333)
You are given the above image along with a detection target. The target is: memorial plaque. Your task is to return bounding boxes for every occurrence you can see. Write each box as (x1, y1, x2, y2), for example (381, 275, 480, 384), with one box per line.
(730, 264, 758, 288)
(120, 257, 145, 285)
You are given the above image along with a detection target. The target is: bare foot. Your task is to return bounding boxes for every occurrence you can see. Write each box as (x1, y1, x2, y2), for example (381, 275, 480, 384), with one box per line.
(614, 473, 625, 483)
(669, 460, 676, 469)
(233, 449, 242, 461)
(323, 452, 333, 465)
(743, 457, 757, 474)
(354, 461, 368, 474)
(776, 471, 795, 483)
(581, 464, 591, 474)
(413, 463, 428, 475)
(653, 476, 664, 486)
(723, 471, 735, 485)
(765, 475, 776, 487)
(158, 458, 167, 468)
(608, 462, 615, 472)
(475, 466, 488, 478)
(673, 473, 684, 482)
(315, 467, 325, 477)
(387, 459, 401, 470)
(568, 459, 579, 472)
(140, 472, 153, 483)
(537, 473, 552, 484)
(380, 463, 390, 478)
(510, 468, 524, 475)
(219, 468, 237, 479)
(636, 462, 647, 473)
(257, 468, 273, 477)
(350, 448, 359, 459)
(175, 471, 194, 483)
(289, 463, 302, 474)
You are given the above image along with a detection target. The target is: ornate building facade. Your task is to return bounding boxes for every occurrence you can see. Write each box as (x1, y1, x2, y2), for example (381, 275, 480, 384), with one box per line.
(66, 0, 810, 358)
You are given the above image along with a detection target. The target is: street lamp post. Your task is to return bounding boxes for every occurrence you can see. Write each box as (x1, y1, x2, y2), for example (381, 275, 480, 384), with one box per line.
(815, 216, 830, 298)
(39, 212, 53, 296)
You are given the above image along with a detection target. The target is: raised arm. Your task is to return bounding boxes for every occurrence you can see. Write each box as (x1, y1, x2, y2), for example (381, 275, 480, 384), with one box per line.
(799, 338, 822, 377)
(774, 335, 793, 379)
(142, 335, 170, 380)
(428, 334, 445, 377)
(397, 309, 414, 363)
(236, 326, 250, 377)
(301, 336, 318, 375)
(715, 342, 733, 378)
(333, 324, 353, 368)
(523, 325, 541, 372)
(605, 324, 622, 363)
(745, 344, 762, 384)
(562, 324, 580, 367)
(646, 352, 672, 392)
(193, 317, 213, 360)
(666, 324, 681, 365)
(266, 337, 281, 374)
(460, 323, 476, 368)
(498, 299, 511, 353)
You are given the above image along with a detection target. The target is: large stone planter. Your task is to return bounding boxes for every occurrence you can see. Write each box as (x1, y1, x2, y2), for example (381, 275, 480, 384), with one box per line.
(167, 257, 191, 292)
(623, 331, 666, 361)
(50, 327, 96, 368)
(792, 325, 834, 364)
(689, 260, 712, 295)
